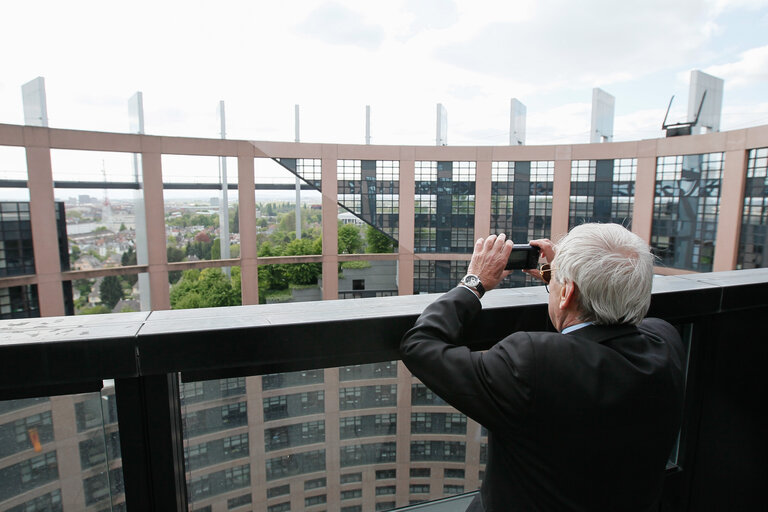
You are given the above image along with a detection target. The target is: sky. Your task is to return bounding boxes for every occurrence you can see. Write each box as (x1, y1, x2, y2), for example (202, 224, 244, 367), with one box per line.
(1, 0, 767, 150)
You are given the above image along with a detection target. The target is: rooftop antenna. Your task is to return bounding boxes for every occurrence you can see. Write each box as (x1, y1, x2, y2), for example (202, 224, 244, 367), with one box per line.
(662, 91, 707, 137)
(102, 160, 109, 207)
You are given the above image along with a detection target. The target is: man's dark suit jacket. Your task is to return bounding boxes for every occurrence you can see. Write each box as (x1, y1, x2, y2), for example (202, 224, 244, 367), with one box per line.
(400, 287, 685, 512)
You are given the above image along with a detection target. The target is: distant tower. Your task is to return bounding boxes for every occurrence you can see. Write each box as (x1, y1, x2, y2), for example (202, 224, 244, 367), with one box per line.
(218, 100, 231, 277)
(365, 105, 371, 145)
(128, 91, 151, 311)
(294, 104, 302, 239)
(21, 77, 49, 127)
(510, 98, 526, 145)
(436, 103, 448, 146)
(590, 88, 615, 143)
(688, 70, 724, 133)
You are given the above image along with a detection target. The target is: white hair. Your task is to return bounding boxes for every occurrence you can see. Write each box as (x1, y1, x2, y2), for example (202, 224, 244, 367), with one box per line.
(553, 223, 654, 326)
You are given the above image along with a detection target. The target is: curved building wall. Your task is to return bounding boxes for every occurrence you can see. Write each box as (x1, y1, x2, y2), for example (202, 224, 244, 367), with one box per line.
(3, 122, 767, 312)
(1, 122, 768, 510)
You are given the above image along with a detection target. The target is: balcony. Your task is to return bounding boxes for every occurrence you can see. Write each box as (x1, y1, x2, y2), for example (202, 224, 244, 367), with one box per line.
(1, 269, 766, 511)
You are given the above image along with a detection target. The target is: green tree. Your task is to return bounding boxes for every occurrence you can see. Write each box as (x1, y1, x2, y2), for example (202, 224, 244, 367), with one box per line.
(167, 246, 185, 283)
(120, 246, 138, 286)
(186, 240, 213, 260)
(119, 223, 127, 232)
(257, 242, 288, 296)
(211, 240, 240, 260)
(278, 210, 299, 233)
(282, 238, 321, 285)
(230, 207, 239, 234)
(231, 266, 241, 299)
(70, 245, 81, 264)
(74, 279, 92, 297)
(122, 246, 136, 266)
(100, 276, 124, 310)
(366, 224, 395, 253)
(197, 268, 239, 307)
(169, 268, 240, 309)
(338, 223, 363, 254)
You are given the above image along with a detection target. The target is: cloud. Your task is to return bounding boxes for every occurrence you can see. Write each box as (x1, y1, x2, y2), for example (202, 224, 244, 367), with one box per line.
(401, 0, 459, 36)
(526, 102, 592, 144)
(298, 2, 385, 50)
(434, 0, 722, 90)
(447, 84, 487, 100)
(721, 101, 768, 129)
(704, 45, 768, 87)
(615, 108, 669, 141)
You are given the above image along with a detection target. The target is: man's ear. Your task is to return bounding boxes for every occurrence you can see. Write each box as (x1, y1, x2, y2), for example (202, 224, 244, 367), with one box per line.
(559, 281, 578, 310)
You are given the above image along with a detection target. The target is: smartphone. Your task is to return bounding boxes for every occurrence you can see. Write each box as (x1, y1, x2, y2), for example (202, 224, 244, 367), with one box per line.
(505, 244, 540, 270)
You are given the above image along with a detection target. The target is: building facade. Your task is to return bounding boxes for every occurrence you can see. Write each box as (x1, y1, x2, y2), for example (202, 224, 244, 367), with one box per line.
(0, 201, 72, 319)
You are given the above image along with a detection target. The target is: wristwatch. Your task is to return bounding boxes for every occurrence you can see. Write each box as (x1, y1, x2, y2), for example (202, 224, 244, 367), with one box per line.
(460, 274, 485, 298)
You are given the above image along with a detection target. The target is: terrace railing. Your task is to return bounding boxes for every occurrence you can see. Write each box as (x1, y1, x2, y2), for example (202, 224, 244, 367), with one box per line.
(1, 270, 767, 511)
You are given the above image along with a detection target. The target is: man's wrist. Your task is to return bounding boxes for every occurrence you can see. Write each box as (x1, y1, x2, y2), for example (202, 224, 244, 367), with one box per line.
(458, 283, 482, 299)
(459, 274, 485, 298)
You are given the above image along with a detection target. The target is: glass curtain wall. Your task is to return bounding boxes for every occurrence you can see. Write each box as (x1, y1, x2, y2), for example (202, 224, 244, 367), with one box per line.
(491, 161, 554, 289)
(414, 162, 475, 294)
(568, 158, 636, 229)
(651, 153, 724, 271)
(738, 148, 768, 268)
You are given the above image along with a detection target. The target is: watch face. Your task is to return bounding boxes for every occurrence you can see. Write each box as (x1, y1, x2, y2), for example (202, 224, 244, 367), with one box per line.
(463, 275, 480, 287)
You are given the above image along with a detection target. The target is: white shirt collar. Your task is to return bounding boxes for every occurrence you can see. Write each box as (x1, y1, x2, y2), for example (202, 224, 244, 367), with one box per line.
(562, 321, 593, 334)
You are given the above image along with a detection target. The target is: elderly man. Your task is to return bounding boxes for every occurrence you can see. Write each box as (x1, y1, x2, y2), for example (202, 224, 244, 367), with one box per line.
(400, 223, 685, 512)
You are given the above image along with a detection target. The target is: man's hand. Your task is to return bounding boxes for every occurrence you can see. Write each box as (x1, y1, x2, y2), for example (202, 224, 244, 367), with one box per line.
(524, 238, 556, 283)
(466, 234, 514, 292)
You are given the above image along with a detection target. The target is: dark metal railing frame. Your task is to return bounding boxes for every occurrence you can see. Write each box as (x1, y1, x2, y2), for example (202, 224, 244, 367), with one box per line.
(2, 269, 768, 511)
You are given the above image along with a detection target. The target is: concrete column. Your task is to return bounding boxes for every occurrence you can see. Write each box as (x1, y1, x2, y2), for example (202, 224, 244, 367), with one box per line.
(464, 418, 483, 493)
(238, 144, 259, 304)
(50, 395, 86, 510)
(24, 127, 65, 316)
(324, 369, 341, 511)
(714, 148, 748, 271)
(395, 361, 413, 506)
(321, 147, 339, 300)
(139, 140, 170, 310)
(398, 154, 415, 295)
(551, 147, 572, 240)
(633, 143, 658, 243)
(246, 376, 267, 510)
(474, 157, 492, 239)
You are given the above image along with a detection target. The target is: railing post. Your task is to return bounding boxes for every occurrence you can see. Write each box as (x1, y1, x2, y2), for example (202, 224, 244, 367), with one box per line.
(115, 374, 187, 511)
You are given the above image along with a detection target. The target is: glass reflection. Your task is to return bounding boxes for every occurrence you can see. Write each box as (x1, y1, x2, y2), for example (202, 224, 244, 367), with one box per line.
(0, 383, 124, 511)
(180, 362, 486, 511)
